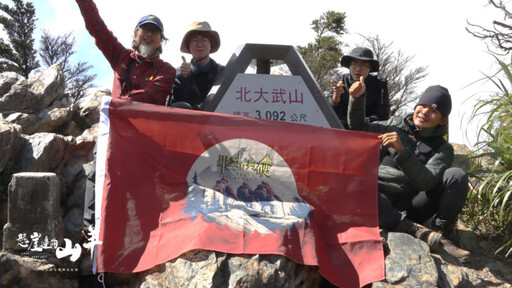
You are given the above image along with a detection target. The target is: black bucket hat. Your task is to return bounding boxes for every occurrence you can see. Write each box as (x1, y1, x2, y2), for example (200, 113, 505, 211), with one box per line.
(340, 47, 379, 73)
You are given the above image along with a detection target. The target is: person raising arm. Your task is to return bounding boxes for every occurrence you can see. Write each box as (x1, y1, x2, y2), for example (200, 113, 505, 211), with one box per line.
(75, 0, 175, 105)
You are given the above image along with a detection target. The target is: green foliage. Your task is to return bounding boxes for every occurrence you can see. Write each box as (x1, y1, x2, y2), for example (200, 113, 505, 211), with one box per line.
(297, 10, 346, 92)
(0, 0, 40, 78)
(465, 56, 512, 258)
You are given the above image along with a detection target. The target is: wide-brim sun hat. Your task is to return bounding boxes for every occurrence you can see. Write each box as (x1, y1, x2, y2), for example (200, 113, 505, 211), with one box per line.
(180, 21, 220, 53)
(340, 47, 379, 73)
(136, 14, 164, 32)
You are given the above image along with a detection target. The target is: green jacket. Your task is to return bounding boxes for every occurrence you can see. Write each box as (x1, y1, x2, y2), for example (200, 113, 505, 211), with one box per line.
(348, 94, 454, 192)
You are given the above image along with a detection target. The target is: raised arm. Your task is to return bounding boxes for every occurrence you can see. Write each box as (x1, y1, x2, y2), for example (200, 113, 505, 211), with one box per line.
(75, 0, 127, 69)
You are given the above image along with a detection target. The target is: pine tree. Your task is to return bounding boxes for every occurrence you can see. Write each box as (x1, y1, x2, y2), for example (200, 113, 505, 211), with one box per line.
(297, 11, 347, 92)
(0, 0, 40, 78)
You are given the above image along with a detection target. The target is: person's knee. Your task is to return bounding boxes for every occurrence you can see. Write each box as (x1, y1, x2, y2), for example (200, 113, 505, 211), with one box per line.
(378, 193, 402, 230)
(438, 167, 469, 218)
(443, 167, 468, 189)
(446, 167, 467, 180)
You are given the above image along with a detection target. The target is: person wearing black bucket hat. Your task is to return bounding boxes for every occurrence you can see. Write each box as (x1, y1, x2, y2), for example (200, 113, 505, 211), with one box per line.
(327, 47, 390, 128)
(75, 0, 175, 105)
(347, 84, 471, 262)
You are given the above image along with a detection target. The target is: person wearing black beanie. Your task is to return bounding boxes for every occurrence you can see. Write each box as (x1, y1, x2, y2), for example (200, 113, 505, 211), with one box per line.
(412, 85, 451, 130)
(415, 84, 452, 117)
(347, 84, 471, 262)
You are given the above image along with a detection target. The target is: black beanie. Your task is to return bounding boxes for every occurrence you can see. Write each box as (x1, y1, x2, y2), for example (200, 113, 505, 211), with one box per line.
(415, 85, 452, 117)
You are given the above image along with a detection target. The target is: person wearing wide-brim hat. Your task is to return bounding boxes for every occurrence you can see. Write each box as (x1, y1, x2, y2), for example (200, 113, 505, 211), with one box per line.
(339, 47, 380, 73)
(327, 47, 390, 128)
(170, 21, 225, 110)
(180, 21, 221, 55)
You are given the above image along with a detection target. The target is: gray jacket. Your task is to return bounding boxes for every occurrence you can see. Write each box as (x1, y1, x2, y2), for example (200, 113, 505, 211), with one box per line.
(348, 93, 454, 192)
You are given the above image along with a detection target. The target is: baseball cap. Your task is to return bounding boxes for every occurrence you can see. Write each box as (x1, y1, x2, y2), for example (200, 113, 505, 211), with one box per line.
(136, 15, 164, 32)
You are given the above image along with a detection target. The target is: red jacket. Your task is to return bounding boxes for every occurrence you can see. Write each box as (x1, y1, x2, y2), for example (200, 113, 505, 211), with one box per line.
(76, 0, 175, 105)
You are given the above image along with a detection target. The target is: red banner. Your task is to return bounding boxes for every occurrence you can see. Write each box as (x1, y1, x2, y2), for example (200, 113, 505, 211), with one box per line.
(94, 98, 384, 287)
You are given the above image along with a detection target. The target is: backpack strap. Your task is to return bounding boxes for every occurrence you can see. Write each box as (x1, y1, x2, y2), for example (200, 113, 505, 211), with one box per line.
(120, 58, 134, 96)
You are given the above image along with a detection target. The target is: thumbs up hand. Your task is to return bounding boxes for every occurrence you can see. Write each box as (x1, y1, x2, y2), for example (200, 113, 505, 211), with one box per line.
(349, 75, 366, 99)
(180, 56, 191, 77)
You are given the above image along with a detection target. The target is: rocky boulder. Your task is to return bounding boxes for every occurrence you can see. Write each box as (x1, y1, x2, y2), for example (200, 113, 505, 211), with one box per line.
(0, 66, 511, 288)
(0, 121, 22, 174)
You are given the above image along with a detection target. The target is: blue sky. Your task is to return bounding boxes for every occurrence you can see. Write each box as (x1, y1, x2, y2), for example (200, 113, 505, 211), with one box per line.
(1, 0, 505, 146)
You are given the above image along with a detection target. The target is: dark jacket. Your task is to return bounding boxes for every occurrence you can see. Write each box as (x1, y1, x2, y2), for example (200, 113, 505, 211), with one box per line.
(171, 58, 224, 109)
(348, 93, 453, 193)
(328, 73, 390, 127)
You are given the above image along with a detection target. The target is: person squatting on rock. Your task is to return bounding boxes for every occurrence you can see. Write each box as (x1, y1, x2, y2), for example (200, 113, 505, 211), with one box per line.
(347, 79, 471, 262)
(75, 0, 176, 229)
(327, 47, 390, 128)
(169, 21, 224, 110)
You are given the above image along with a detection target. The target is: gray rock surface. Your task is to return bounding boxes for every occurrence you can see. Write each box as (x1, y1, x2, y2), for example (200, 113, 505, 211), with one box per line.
(0, 67, 510, 288)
